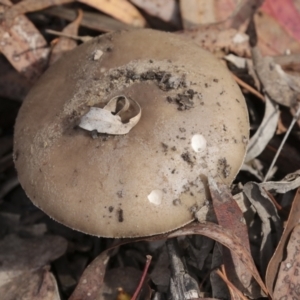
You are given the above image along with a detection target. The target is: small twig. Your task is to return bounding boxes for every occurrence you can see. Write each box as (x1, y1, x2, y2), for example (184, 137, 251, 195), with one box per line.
(131, 255, 152, 300)
(216, 266, 249, 300)
(263, 105, 300, 182)
(45, 29, 92, 43)
(231, 72, 265, 102)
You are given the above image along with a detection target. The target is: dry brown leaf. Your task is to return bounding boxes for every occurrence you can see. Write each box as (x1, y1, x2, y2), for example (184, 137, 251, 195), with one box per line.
(43, 6, 132, 33)
(0, 234, 67, 286)
(130, 0, 180, 26)
(273, 223, 300, 299)
(168, 222, 268, 295)
(69, 247, 111, 300)
(245, 95, 280, 162)
(3, 0, 73, 23)
(209, 178, 260, 298)
(254, 10, 300, 56)
(49, 9, 83, 65)
(183, 26, 250, 57)
(179, 0, 239, 29)
(77, 0, 146, 27)
(262, 0, 300, 43)
(180, 0, 217, 29)
(0, 0, 11, 6)
(251, 46, 299, 107)
(0, 1, 49, 81)
(266, 188, 300, 297)
(0, 267, 60, 300)
(179, 0, 263, 29)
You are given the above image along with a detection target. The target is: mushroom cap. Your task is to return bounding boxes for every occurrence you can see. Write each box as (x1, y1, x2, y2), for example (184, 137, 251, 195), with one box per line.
(14, 29, 249, 237)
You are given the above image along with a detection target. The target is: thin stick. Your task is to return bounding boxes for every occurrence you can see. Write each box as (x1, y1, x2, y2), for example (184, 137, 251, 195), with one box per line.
(131, 255, 152, 300)
(232, 73, 265, 102)
(263, 105, 300, 182)
(45, 29, 92, 43)
(216, 267, 249, 300)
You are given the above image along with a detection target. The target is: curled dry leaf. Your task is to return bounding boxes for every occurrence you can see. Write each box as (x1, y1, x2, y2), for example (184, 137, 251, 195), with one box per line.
(167, 222, 268, 295)
(273, 223, 300, 300)
(245, 95, 280, 163)
(260, 170, 300, 194)
(266, 188, 300, 297)
(79, 95, 142, 135)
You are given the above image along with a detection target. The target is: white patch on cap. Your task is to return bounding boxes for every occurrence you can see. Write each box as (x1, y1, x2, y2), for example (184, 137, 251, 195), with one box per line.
(93, 49, 103, 60)
(191, 134, 207, 153)
(148, 189, 163, 205)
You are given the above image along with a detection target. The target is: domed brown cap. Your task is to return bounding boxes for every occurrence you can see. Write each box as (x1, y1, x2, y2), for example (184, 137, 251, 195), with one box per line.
(14, 29, 249, 237)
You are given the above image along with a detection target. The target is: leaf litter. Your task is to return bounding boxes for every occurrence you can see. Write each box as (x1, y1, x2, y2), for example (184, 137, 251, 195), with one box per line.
(1, 0, 300, 299)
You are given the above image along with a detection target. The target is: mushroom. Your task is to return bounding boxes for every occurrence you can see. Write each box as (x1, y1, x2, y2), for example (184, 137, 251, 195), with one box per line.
(13, 29, 249, 238)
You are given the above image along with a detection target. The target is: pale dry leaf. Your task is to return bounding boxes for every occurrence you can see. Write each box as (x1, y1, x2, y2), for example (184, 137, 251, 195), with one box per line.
(224, 53, 248, 69)
(0, 234, 67, 286)
(243, 182, 283, 275)
(0, 212, 47, 237)
(0, 267, 60, 300)
(0, 1, 49, 81)
(266, 188, 300, 297)
(130, 0, 180, 26)
(79, 95, 142, 135)
(260, 170, 300, 193)
(77, 0, 146, 27)
(251, 46, 299, 107)
(49, 9, 83, 64)
(273, 223, 300, 300)
(245, 95, 280, 162)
